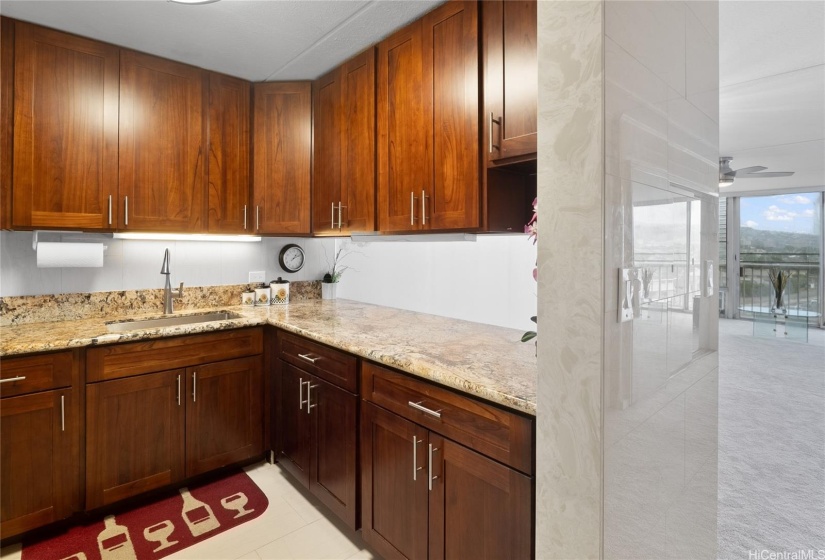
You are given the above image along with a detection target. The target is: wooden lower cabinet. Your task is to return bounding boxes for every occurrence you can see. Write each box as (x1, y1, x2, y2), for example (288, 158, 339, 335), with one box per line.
(186, 356, 263, 477)
(361, 403, 533, 560)
(85, 369, 186, 509)
(0, 388, 77, 537)
(276, 362, 358, 529)
(86, 356, 263, 509)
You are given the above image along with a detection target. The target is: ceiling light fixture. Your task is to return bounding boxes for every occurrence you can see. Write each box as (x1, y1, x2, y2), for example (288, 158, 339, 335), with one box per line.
(167, 0, 221, 5)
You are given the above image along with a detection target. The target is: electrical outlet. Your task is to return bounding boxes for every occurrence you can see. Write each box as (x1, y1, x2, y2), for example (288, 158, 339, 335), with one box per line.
(248, 271, 265, 283)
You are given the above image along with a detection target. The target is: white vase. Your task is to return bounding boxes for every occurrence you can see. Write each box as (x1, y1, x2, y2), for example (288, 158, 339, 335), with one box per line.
(321, 282, 338, 300)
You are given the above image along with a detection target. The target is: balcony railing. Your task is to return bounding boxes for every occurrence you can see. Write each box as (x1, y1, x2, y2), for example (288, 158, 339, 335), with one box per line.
(738, 254, 820, 317)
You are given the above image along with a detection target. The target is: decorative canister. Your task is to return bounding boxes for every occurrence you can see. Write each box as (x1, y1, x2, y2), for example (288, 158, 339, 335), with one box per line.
(254, 285, 270, 306)
(241, 291, 255, 306)
(271, 277, 290, 305)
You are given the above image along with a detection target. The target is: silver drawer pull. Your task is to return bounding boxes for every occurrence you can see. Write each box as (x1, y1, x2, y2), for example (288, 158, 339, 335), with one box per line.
(408, 401, 441, 419)
(61, 395, 65, 432)
(298, 353, 320, 364)
(412, 436, 423, 481)
(0, 376, 26, 384)
(307, 383, 319, 414)
(428, 443, 439, 491)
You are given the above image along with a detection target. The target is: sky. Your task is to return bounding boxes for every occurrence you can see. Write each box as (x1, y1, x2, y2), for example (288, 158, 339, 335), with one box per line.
(740, 193, 822, 234)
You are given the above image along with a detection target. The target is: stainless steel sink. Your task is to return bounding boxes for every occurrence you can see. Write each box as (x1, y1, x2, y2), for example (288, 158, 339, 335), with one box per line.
(105, 311, 244, 333)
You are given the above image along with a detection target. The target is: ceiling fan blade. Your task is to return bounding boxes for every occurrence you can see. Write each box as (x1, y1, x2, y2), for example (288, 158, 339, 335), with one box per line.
(740, 171, 795, 178)
(731, 166, 766, 176)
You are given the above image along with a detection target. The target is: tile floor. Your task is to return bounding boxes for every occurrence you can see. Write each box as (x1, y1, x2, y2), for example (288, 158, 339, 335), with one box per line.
(1, 462, 379, 560)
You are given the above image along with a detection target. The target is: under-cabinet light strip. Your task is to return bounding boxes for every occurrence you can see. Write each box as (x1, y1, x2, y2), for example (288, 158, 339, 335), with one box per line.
(113, 233, 262, 242)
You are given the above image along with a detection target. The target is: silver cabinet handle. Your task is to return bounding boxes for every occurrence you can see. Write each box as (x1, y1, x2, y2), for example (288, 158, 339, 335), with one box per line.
(108, 195, 113, 225)
(428, 443, 439, 491)
(243, 205, 247, 230)
(256, 205, 260, 231)
(124, 196, 129, 226)
(176, 374, 181, 406)
(298, 353, 320, 364)
(60, 395, 65, 432)
(331, 202, 336, 229)
(338, 203, 345, 231)
(408, 400, 441, 419)
(299, 378, 306, 411)
(412, 436, 423, 481)
(489, 112, 501, 153)
(307, 383, 319, 414)
(0, 376, 26, 384)
(421, 190, 428, 225)
(192, 371, 197, 403)
(410, 192, 416, 226)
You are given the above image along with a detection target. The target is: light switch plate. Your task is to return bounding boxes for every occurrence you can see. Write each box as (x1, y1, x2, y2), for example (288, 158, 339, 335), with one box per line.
(248, 271, 265, 283)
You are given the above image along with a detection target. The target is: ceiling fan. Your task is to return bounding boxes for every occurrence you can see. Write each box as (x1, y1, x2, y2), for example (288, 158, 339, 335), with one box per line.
(719, 156, 794, 187)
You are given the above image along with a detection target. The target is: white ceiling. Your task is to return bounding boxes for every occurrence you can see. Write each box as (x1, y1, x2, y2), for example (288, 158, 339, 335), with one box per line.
(1, 0, 822, 195)
(0, 0, 444, 81)
(719, 0, 825, 195)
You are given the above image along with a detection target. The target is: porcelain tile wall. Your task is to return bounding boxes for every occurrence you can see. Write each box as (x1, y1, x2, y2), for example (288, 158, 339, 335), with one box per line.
(0, 231, 334, 297)
(334, 235, 537, 331)
(602, 2, 719, 559)
(535, 2, 604, 558)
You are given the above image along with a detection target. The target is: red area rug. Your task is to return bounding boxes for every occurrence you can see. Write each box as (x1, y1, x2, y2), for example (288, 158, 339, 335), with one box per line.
(22, 471, 268, 560)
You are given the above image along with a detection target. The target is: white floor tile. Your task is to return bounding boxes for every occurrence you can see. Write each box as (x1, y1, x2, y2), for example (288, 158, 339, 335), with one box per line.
(255, 516, 362, 560)
(0, 543, 21, 560)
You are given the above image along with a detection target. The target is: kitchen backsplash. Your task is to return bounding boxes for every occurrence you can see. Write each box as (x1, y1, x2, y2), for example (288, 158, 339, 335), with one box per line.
(0, 281, 322, 326)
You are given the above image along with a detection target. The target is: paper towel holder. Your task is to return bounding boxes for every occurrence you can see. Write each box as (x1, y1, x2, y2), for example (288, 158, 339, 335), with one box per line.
(32, 230, 112, 251)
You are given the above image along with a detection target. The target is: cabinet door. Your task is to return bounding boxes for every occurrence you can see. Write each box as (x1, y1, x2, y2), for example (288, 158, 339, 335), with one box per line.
(377, 19, 429, 232)
(309, 376, 358, 529)
(12, 22, 119, 229)
(208, 72, 251, 234)
(119, 50, 205, 232)
(484, 0, 537, 163)
(186, 356, 263, 477)
(361, 403, 428, 560)
(1, 17, 14, 230)
(427, 434, 533, 560)
(312, 69, 342, 235)
(252, 82, 311, 234)
(340, 49, 376, 233)
(86, 370, 185, 509)
(276, 362, 311, 486)
(424, 0, 479, 230)
(1, 388, 76, 537)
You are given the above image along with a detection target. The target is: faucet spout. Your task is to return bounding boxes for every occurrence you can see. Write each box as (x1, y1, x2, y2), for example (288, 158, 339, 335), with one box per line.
(160, 248, 183, 314)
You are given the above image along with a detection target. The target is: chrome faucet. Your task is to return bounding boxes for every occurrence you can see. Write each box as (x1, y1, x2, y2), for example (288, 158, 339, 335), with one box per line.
(160, 248, 184, 314)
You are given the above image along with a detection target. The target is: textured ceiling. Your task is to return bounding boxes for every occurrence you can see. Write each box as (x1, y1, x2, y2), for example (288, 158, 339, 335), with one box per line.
(719, 0, 825, 194)
(0, 0, 445, 81)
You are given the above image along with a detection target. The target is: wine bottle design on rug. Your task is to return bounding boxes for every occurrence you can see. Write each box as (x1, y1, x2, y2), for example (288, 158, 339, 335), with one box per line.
(179, 487, 220, 537)
(97, 516, 137, 560)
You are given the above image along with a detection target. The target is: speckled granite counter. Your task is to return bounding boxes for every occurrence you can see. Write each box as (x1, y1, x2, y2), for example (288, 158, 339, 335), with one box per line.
(0, 300, 537, 415)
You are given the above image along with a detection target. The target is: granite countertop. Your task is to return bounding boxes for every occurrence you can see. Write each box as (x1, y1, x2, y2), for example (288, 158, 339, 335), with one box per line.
(0, 300, 537, 415)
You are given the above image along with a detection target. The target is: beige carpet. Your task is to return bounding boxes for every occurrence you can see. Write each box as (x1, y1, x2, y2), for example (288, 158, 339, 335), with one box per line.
(718, 319, 825, 559)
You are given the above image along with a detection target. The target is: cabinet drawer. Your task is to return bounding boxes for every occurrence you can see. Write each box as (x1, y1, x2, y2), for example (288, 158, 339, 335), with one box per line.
(279, 331, 357, 393)
(87, 328, 263, 382)
(361, 361, 533, 475)
(0, 351, 73, 397)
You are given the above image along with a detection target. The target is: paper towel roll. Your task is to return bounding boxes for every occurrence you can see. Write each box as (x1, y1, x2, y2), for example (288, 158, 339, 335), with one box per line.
(36, 242, 105, 268)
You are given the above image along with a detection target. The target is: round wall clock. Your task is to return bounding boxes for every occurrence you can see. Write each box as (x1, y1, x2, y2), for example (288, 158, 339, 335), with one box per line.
(278, 244, 305, 273)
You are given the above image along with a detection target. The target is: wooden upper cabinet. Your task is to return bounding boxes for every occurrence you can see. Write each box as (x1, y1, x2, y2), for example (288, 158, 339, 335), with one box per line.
(483, 0, 537, 164)
(377, 0, 479, 233)
(119, 50, 205, 232)
(11, 22, 119, 230)
(252, 82, 311, 234)
(1, 17, 14, 230)
(313, 49, 376, 235)
(207, 72, 251, 234)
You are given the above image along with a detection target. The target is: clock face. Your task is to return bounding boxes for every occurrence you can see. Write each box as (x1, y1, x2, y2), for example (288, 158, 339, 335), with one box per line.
(278, 244, 305, 273)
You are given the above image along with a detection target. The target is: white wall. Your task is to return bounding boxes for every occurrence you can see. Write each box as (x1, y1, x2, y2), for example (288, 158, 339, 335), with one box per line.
(0, 230, 334, 297)
(334, 235, 537, 331)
